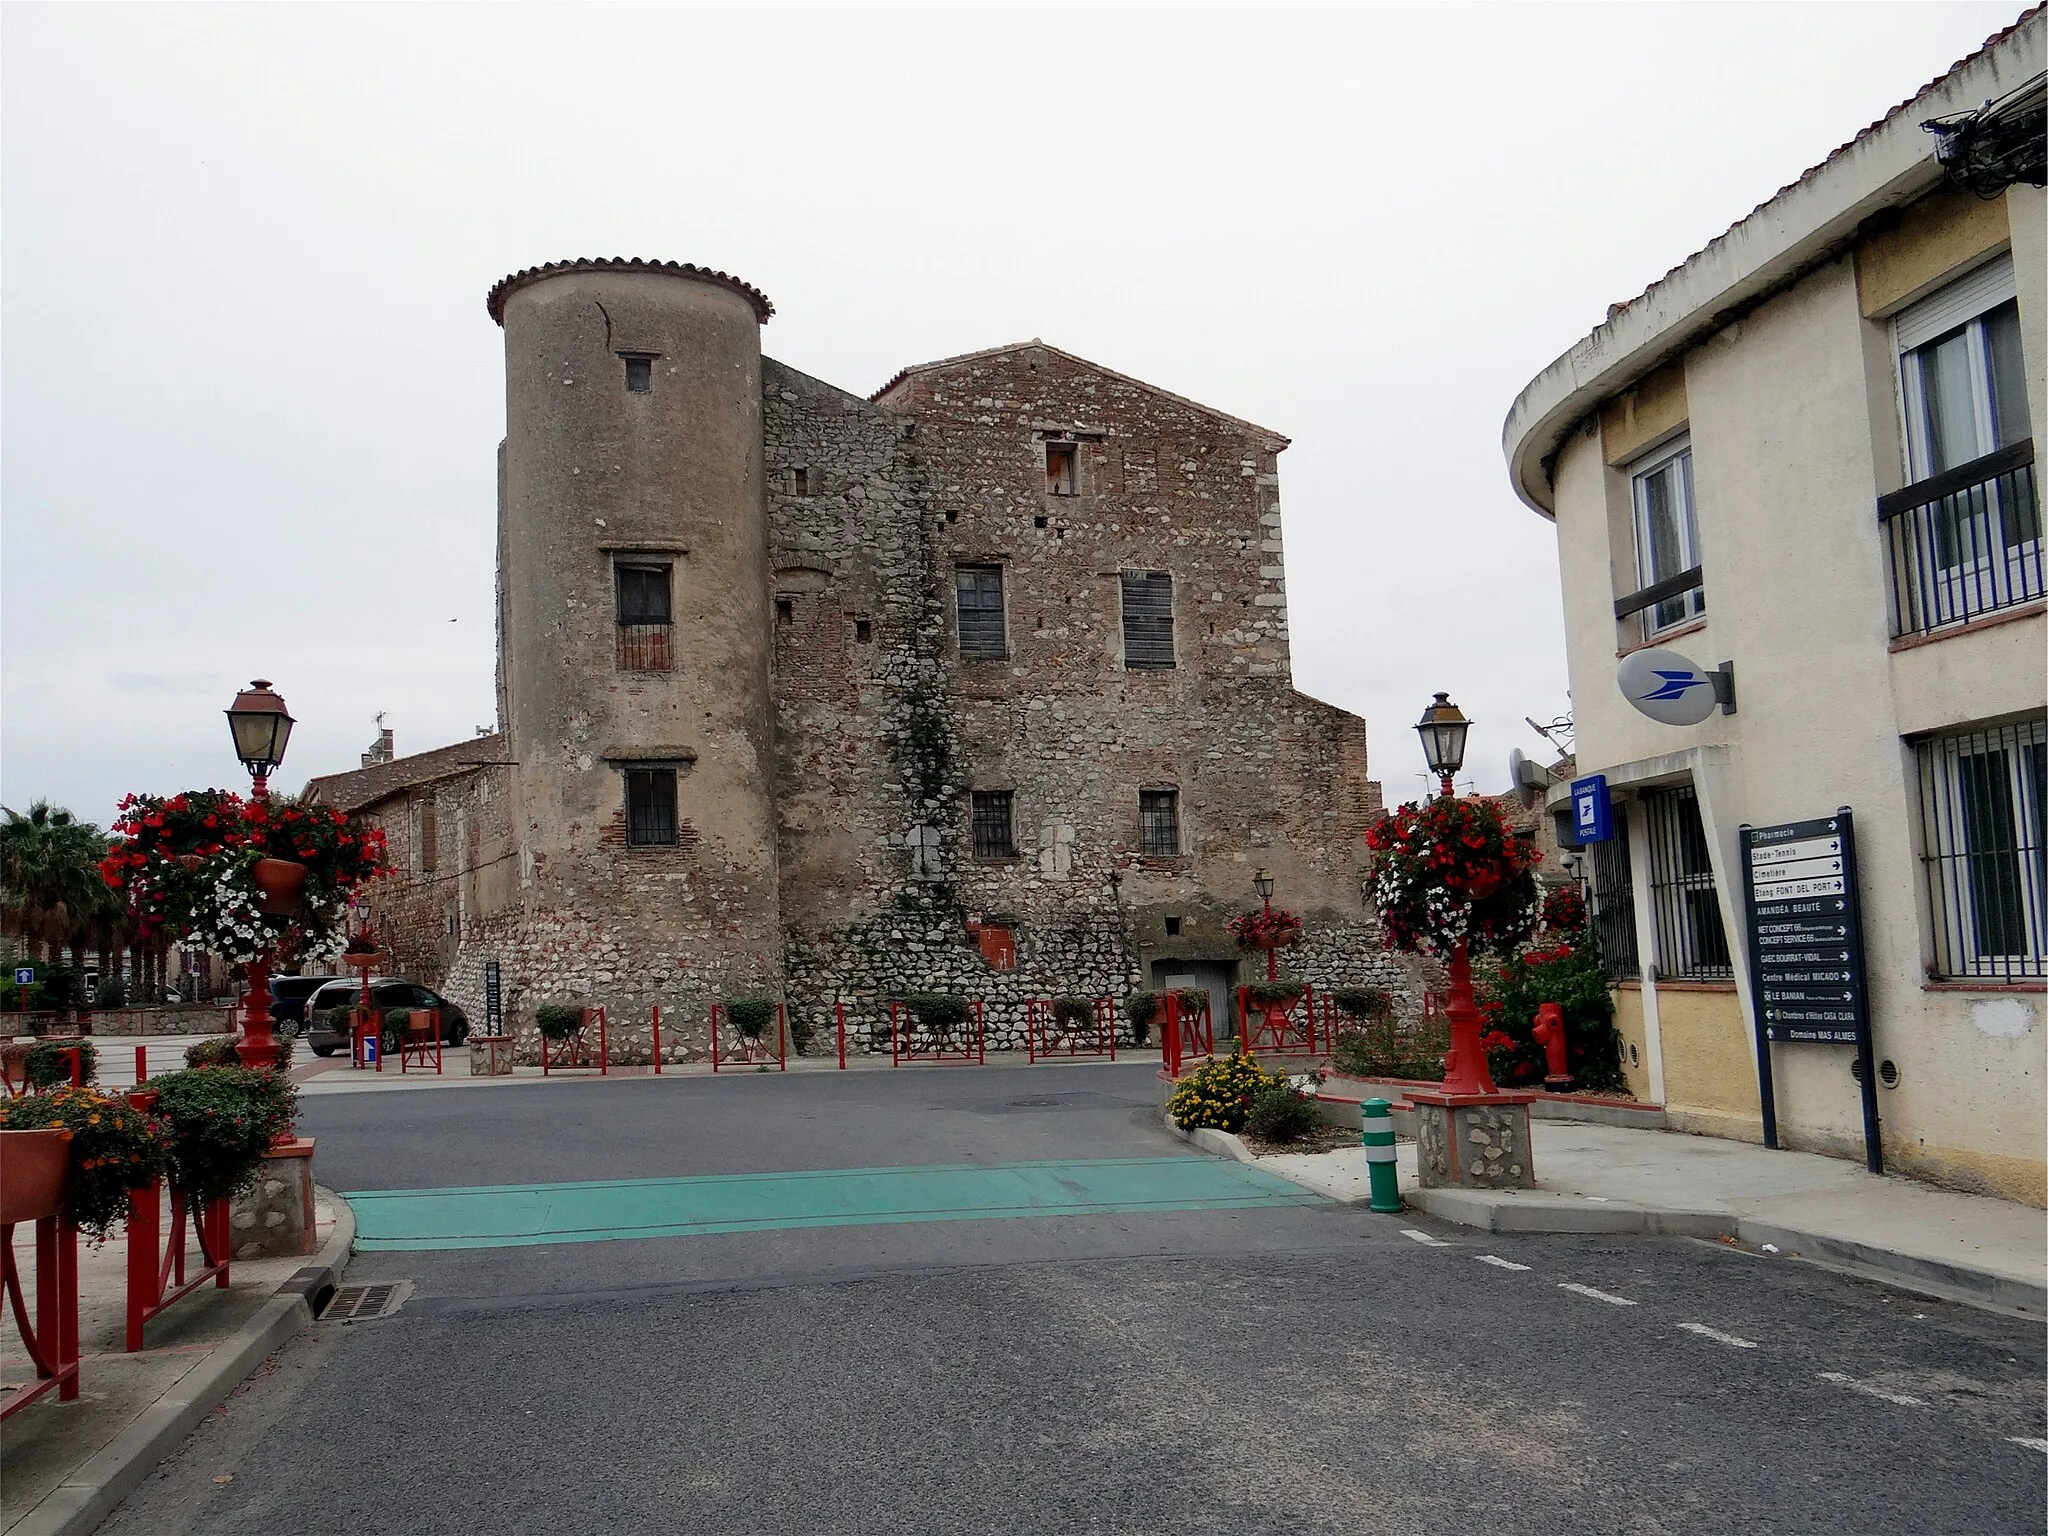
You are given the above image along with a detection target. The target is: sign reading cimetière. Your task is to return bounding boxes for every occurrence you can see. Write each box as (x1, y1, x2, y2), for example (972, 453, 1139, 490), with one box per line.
(1741, 815, 1867, 1045)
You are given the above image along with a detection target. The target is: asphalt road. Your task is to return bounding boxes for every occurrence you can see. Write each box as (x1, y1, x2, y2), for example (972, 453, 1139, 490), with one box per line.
(106, 1064, 2046, 1535)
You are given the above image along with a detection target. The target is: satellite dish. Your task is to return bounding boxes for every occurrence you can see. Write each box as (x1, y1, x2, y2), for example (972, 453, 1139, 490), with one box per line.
(1507, 748, 1542, 809)
(1618, 647, 1728, 727)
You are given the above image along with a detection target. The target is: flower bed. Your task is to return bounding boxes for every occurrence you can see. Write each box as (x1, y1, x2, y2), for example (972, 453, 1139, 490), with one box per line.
(1167, 1052, 1279, 1133)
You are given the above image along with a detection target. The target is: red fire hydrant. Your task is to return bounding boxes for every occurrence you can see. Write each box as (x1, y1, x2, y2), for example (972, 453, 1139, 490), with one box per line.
(1532, 1002, 1573, 1094)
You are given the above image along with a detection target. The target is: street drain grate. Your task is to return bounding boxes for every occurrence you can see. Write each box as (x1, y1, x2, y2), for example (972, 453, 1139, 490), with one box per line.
(321, 1282, 411, 1322)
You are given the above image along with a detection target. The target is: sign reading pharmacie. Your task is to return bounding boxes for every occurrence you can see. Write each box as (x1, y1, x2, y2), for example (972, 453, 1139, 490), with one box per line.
(1740, 812, 1870, 1046)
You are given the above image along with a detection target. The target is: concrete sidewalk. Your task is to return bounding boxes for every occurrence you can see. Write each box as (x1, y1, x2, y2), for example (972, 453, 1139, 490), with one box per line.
(1226, 1118, 2046, 1318)
(1, 1191, 353, 1536)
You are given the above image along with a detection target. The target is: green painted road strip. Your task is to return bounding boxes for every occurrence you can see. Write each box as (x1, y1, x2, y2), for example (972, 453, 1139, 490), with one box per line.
(347, 1155, 1324, 1251)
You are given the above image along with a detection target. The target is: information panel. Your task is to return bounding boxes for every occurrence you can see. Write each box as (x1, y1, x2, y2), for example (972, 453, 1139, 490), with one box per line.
(1742, 815, 1868, 1045)
(483, 959, 503, 1032)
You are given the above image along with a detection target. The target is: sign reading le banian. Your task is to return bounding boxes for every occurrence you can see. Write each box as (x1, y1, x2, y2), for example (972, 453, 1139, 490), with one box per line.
(1741, 814, 1869, 1046)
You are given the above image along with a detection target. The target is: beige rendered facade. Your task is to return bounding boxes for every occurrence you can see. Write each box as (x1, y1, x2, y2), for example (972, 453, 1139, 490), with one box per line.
(1502, 14, 2046, 1201)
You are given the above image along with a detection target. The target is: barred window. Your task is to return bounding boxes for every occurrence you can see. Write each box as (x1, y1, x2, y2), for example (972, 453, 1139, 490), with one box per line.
(616, 562, 673, 672)
(955, 565, 1007, 660)
(971, 791, 1015, 858)
(1642, 785, 1731, 980)
(1139, 790, 1180, 856)
(1916, 718, 2046, 979)
(1588, 803, 1638, 982)
(1120, 571, 1175, 670)
(625, 768, 678, 848)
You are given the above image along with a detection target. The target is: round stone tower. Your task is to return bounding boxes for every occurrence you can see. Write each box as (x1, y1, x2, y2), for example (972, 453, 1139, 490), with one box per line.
(488, 258, 782, 1005)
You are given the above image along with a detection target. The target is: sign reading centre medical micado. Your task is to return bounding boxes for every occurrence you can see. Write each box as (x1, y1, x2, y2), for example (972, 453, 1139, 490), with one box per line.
(1741, 813, 1869, 1045)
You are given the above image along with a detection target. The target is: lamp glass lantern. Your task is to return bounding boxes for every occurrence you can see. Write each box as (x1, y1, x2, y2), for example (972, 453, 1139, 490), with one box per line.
(1415, 692, 1470, 786)
(225, 679, 295, 779)
(1253, 868, 1275, 902)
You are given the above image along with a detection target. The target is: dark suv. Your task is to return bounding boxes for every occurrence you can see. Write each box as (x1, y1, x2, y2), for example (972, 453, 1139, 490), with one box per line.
(304, 979, 471, 1056)
(270, 974, 342, 1034)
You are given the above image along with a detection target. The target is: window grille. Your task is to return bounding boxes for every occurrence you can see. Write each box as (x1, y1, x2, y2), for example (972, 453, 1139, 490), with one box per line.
(616, 563, 674, 672)
(625, 769, 678, 848)
(955, 566, 1006, 660)
(1915, 718, 2046, 979)
(971, 791, 1015, 858)
(1642, 785, 1731, 980)
(1139, 790, 1180, 856)
(1588, 803, 1639, 982)
(1120, 571, 1175, 670)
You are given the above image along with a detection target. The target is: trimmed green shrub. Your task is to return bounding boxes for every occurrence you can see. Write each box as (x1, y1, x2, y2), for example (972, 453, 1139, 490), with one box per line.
(901, 993, 968, 1031)
(1051, 997, 1094, 1031)
(185, 1035, 242, 1068)
(534, 1003, 585, 1040)
(1166, 1051, 1276, 1133)
(1245, 1077, 1320, 1144)
(24, 1038, 97, 1089)
(1331, 1012, 1448, 1081)
(724, 998, 777, 1040)
(1329, 987, 1394, 1022)
(1244, 979, 1305, 1006)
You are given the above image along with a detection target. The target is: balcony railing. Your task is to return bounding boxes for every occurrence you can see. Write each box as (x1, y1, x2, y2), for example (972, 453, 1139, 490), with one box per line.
(1880, 439, 2041, 638)
(616, 622, 673, 672)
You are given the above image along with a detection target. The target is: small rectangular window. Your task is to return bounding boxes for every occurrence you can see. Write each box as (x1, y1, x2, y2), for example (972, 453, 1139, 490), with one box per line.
(1630, 440, 1703, 636)
(1121, 571, 1175, 669)
(616, 562, 673, 671)
(956, 565, 1007, 659)
(971, 790, 1015, 858)
(775, 597, 794, 626)
(1164, 915, 1182, 936)
(1046, 442, 1078, 496)
(1139, 790, 1180, 856)
(417, 800, 438, 874)
(790, 466, 811, 496)
(623, 355, 653, 393)
(854, 618, 872, 643)
(625, 768, 678, 848)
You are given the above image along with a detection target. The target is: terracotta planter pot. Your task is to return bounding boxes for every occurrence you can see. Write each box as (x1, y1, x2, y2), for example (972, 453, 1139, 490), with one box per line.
(0, 1127, 74, 1225)
(252, 858, 308, 917)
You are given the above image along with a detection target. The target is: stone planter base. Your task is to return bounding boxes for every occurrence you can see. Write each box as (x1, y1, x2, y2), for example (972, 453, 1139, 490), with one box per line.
(469, 1035, 515, 1076)
(1409, 1091, 1537, 1190)
(227, 1137, 316, 1259)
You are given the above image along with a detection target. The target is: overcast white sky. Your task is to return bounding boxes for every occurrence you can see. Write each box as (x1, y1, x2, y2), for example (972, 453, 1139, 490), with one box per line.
(1, 1, 2023, 827)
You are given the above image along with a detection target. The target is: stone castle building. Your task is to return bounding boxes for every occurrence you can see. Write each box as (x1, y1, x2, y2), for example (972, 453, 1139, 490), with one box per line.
(306, 258, 1419, 1057)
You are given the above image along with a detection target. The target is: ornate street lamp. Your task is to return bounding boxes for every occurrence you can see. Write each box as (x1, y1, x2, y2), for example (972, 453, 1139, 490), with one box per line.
(1253, 868, 1275, 906)
(225, 679, 295, 801)
(1415, 692, 1469, 799)
(225, 679, 294, 1069)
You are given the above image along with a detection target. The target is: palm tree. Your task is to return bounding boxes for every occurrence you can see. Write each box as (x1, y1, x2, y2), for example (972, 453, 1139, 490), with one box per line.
(0, 800, 119, 969)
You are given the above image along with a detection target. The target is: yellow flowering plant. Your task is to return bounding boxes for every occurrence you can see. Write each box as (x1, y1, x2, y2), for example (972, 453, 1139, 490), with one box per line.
(0, 1087, 170, 1239)
(1168, 1050, 1281, 1133)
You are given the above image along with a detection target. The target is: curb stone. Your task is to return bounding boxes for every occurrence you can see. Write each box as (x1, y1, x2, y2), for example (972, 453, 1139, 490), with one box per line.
(10, 1187, 357, 1536)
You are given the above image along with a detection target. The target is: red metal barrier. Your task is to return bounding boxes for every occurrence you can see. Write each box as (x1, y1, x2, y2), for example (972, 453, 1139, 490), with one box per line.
(1160, 992, 1215, 1078)
(836, 1001, 847, 1070)
(1, 1213, 79, 1418)
(889, 1000, 985, 1066)
(1026, 998, 1117, 1061)
(541, 1007, 609, 1075)
(124, 1176, 230, 1352)
(399, 1010, 443, 1074)
(651, 1005, 662, 1073)
(1239, 984, 1319, 1057)
(709, 1004, 788, 1072)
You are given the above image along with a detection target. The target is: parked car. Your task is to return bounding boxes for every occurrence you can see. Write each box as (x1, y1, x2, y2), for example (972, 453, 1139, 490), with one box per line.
(269, 974, 342, 1035)
(303, 979, 470, 1056)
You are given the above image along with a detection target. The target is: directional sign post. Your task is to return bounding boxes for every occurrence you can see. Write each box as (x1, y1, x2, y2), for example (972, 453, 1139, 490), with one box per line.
(1739, 808, 1881, 1173)
(483, 959, 503, 1034)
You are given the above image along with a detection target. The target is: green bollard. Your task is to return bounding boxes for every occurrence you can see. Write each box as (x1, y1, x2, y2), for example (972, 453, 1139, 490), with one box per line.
(1362, 1097, 1403, 1213)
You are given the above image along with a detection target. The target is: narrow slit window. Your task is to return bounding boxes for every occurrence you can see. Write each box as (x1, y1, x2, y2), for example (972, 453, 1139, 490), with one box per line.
(1046, 442, 1078, 496)
(854, 618, 872, 643)
(625, 768, 678, 848)
(971, 790, 1015, 858)
(623, 355, 653, 393)
(775, 597, 795, 626)
(787, 466, 811, 496)
(1121, 571, 1175, 669)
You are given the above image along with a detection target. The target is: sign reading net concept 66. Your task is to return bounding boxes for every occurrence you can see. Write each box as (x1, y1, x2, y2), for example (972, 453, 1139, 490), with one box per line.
(1741, 815, 1869, 1045)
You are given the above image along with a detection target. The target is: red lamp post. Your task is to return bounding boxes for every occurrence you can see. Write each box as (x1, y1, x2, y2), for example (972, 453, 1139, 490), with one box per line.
(1253, 868, 1278, 982)
(1415, 692, 1497, 1097)
(224, 679, 295, 1070)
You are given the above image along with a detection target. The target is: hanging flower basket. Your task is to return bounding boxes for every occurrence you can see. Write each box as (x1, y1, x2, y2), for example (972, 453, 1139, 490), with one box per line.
(1364, 797, 1540, 960)
(1228, 909, 1303, 952)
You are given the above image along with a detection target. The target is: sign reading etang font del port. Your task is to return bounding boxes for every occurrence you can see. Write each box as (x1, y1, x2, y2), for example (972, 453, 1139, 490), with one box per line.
(1739, 807, 1882, 1173)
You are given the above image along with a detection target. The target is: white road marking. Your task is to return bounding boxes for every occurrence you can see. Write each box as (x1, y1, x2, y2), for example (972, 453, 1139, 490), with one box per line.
(1477, 1255, 1531, 1271)
(1818, 1371, 1924, 1407)
(1677, 1321, 1758, 1349)
(1558, 1282, 1637, 1307)
(2007, 1437, 2048, 1453)
(1400, 1228, 1452, 1248)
